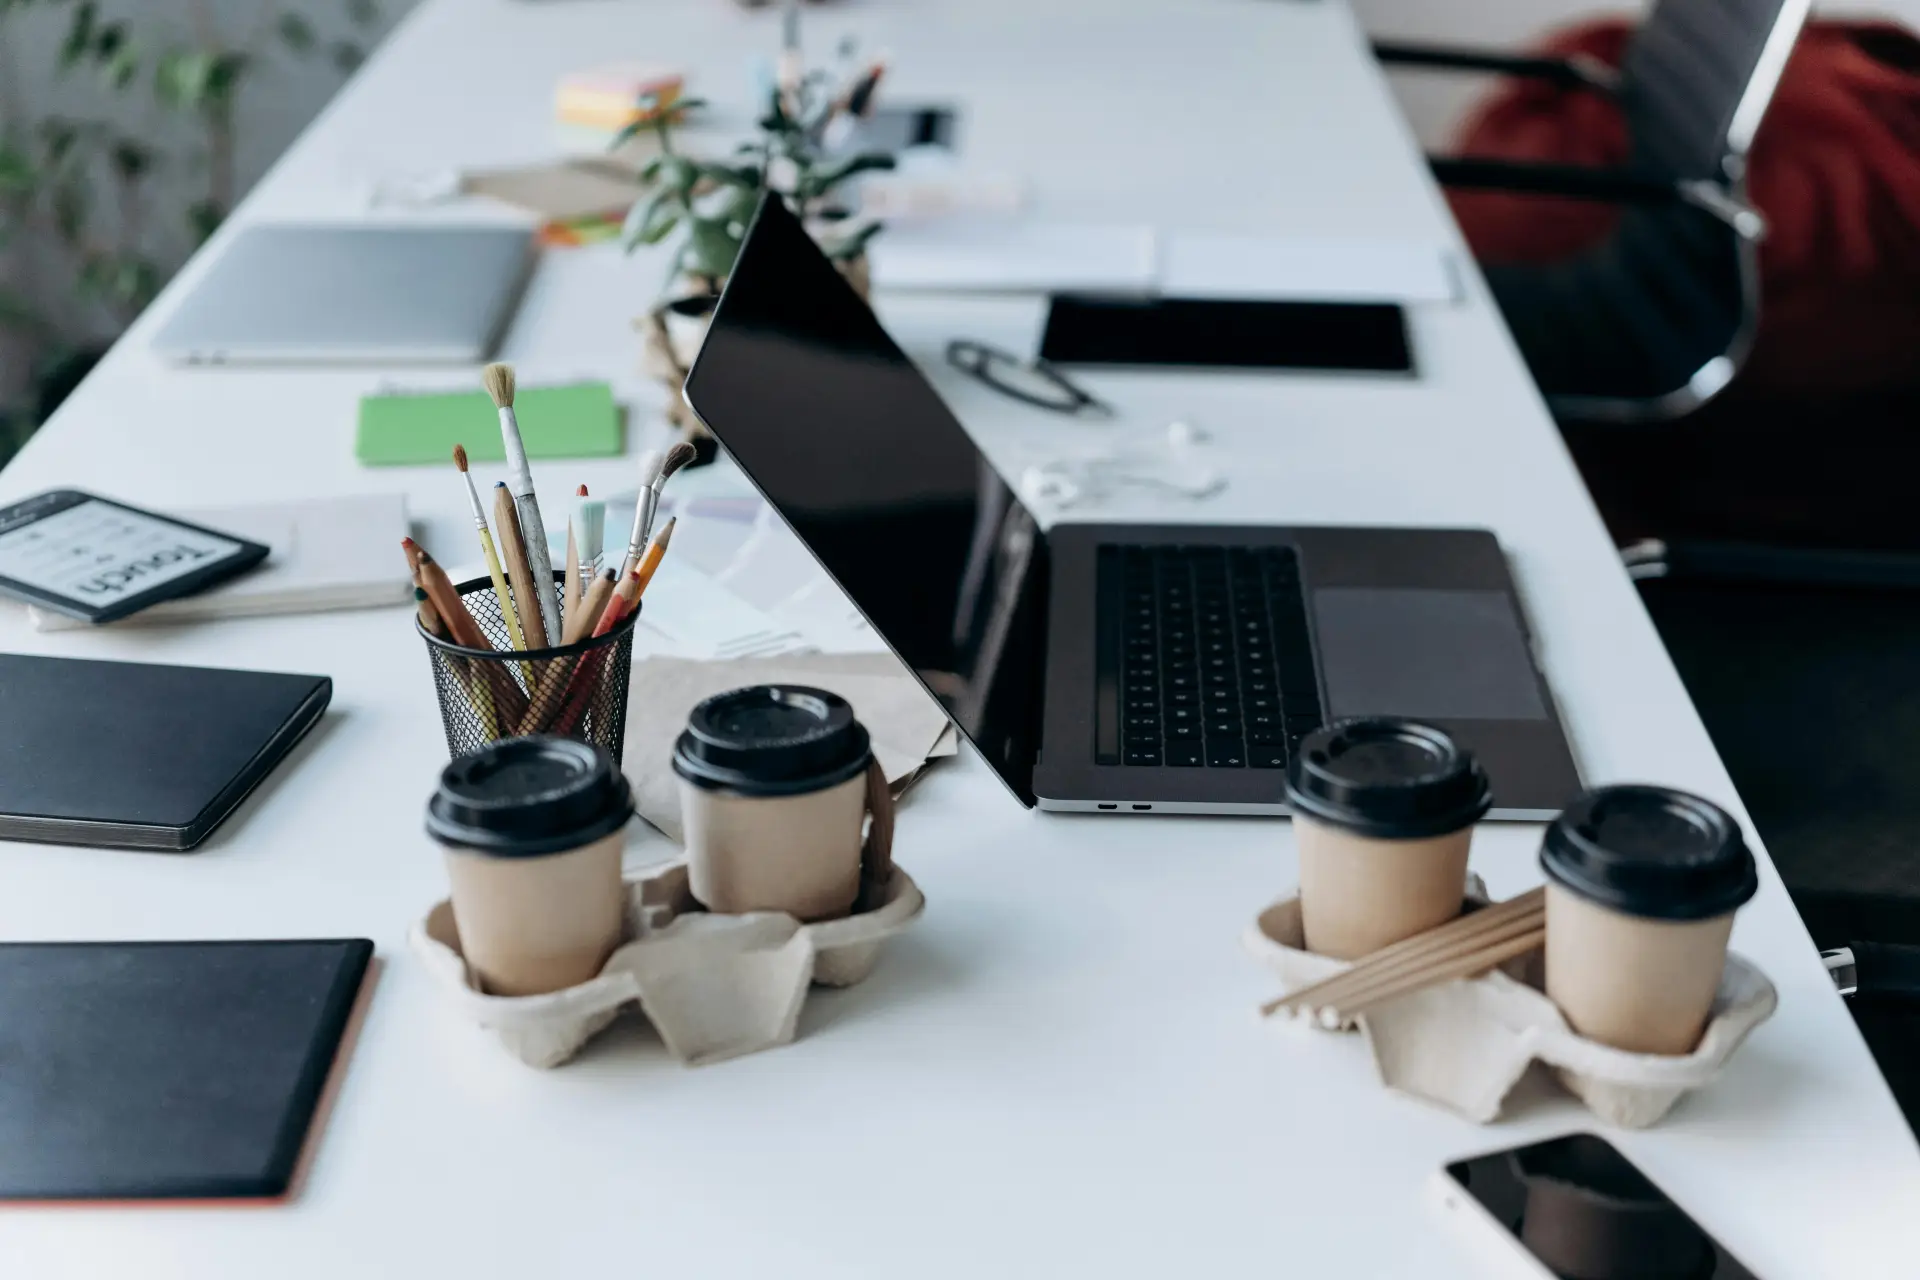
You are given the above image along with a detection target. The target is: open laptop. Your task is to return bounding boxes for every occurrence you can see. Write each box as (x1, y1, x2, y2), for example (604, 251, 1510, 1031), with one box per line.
(151, 224, 533, 365)
(684, 195, 1582, 818)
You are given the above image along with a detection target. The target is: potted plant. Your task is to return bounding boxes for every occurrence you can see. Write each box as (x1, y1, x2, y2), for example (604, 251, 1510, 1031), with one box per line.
(619, 70, 894, 448)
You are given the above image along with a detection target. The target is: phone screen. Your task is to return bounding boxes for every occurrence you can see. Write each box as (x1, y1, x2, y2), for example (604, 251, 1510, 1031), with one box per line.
(1444, 1133, 1757, 1278)
(1039, 295, 1414, 373)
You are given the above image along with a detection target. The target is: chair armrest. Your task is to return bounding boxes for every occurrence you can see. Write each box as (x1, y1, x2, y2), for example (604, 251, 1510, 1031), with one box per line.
(1372, 40, 1619, 93)
(1429, 157, 1767, 239)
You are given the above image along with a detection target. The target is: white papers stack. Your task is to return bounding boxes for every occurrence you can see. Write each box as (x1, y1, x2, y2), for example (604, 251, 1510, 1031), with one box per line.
(608, 493, 874, 660)
(867, 218, 1458, 304)
(27, 493, 413, 631)
(869, 222, 1159, 294)
(1160, 232, 1458, 304)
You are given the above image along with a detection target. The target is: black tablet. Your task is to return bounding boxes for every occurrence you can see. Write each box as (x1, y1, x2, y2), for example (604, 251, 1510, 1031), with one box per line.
(1039, 295, 1414, 373)
(0, 489, 269, 623)
(0, 938, 374, 1201)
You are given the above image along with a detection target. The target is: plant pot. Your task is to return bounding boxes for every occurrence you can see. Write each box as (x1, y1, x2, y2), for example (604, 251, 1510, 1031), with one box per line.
(638, 252, 868, 466)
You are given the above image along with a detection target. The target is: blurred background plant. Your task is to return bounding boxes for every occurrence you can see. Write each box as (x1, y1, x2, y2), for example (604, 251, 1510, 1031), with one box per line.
(0, 0, 396, 463)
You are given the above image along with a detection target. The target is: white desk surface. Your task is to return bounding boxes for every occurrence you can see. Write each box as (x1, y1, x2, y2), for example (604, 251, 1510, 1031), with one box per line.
(2, 1, 1915, 1276)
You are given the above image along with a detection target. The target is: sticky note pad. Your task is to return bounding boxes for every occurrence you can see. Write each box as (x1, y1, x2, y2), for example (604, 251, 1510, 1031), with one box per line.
(356, 382, 622, 466)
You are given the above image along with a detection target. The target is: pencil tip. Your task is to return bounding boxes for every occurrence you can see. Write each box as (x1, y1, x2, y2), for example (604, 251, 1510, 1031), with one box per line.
(577, 484, 589, 496)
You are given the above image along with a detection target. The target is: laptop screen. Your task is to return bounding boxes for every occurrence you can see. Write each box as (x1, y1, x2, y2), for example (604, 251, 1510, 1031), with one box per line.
(683, 195, 1048, 807)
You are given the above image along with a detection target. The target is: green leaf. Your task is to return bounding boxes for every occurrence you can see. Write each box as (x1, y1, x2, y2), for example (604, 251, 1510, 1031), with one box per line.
(108, 139, 151, 182)
(186, 198, 223, 244)
(654, 155, 696, 193)
(637, 156, 665, 185)
(620, 190, 678, 250)
(0, 288, 41, 336)
(607, 117, 654, 153)
(0, 144, 33, 194)
(345, 0, 380, 25)
(101, 39, 140, 90)
(797, 151, 895, 200)
(683, 218, 742, 278)
(37, 118, 81, 168)
(207, 51, 249, 102)
(695, 161, 761, 190)
(59, 2, 97, 68)
(328, 40, 364, 74)
(824, 220, 882, 261)
(51, 177, 88, 244)
(277, 12, 317, 55)
(155, 49, 217, 109)
(110, 256, 162, 310)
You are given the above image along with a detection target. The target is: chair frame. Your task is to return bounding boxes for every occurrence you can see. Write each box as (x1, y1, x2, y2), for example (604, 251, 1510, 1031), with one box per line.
(1374, 0, 1810, 421)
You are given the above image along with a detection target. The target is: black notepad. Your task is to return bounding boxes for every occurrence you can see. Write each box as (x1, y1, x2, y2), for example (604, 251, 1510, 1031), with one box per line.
(0, 938, 373, 1201)
(0, 654, 331, 850)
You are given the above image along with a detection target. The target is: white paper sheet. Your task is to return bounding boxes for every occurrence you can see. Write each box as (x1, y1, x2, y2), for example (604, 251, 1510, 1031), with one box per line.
(869, 221, 1158, 294)
(1159, 232, 1459, 304)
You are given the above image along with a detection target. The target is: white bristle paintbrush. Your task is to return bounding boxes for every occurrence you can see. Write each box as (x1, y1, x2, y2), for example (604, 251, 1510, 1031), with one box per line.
(572, 491, 605, 581)
(483, 363, 563, 649)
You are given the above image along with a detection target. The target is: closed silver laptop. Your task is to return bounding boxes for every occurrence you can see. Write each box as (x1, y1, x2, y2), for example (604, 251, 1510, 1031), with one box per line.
(151, 224, 533, 366)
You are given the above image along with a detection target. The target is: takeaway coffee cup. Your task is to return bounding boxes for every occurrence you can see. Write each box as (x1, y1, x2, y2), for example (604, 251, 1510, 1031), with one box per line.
(426, 736, 634, 997)
(1285, 718, 1493, 960)
(674, 685, 889, 923)
(1541, 784, 1758, 1056)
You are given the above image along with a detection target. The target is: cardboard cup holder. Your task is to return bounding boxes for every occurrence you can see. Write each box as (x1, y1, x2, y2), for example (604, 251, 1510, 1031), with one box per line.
(412, 859, 924, 1068)
(1244, 878, 1778, 1128)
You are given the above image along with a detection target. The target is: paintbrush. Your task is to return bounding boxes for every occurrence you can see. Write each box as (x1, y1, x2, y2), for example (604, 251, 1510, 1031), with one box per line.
(620, 440, 696, 578)
(454, 445, 529, 656)
(482, 363, 563, 649)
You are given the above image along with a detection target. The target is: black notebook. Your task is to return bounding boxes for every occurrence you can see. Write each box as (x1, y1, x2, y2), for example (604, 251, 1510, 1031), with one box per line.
(0, 654, 331, 850)
(0, 938, 373, 1201)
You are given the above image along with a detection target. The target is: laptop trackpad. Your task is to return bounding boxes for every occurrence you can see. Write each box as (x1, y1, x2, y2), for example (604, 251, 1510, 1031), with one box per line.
(1312, 587, 1548, 722)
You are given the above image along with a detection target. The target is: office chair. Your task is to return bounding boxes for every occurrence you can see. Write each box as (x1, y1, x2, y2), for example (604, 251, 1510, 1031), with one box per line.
(1376, 0, 1810, 421)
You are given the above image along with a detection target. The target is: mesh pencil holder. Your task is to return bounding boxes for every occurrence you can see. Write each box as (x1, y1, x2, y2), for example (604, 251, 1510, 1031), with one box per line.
(418, 572, 640, 762)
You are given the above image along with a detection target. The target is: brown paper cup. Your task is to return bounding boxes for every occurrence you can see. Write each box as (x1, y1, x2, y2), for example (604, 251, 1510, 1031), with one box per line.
(682, 760, 894, 923)
(1296, 813, 1473, 959)
(444, 830, 626, 996)
(1545, 882, 1734, 1055)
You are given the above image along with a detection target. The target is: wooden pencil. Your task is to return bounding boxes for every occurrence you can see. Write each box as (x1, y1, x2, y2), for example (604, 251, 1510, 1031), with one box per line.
(565, 568, 618, 645)
(403, 539, 488, 650)
(631, 515, 675, 599)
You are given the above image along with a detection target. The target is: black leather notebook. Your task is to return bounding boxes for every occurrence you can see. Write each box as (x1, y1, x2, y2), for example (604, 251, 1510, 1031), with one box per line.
(0, 938, 373, 1201)
(0, 654, 331, 850)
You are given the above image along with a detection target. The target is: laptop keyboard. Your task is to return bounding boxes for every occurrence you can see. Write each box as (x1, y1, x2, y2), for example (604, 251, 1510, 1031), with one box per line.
(1096, 544, 1323, 769)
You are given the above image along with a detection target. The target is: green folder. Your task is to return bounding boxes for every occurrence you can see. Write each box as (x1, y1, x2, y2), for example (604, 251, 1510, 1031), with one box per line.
(356, 382, 622, 466)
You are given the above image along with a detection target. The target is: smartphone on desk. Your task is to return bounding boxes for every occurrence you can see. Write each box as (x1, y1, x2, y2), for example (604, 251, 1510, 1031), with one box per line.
(1039, 294, 1414, 374)
(0, 489, 269, 624)
(1431, 1132, 1759, 1278)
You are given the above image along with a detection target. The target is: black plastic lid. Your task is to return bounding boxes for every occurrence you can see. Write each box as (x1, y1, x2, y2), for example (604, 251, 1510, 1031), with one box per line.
(1285, 717, 1492, 839)
(672, 685, 872, 797)
(1540, 784, 1757, 921)
(426, 736, 633, 857)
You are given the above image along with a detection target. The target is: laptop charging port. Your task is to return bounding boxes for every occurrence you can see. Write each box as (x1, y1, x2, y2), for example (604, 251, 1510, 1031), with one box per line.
(1097, 803, 1118, 810)
(1132, 804, 1152, 811)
